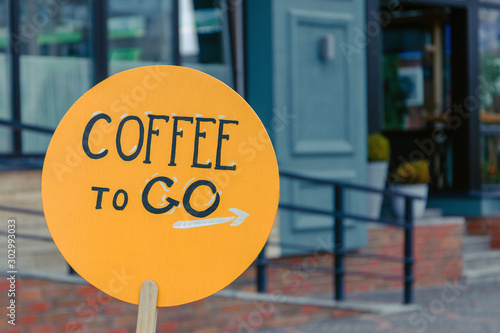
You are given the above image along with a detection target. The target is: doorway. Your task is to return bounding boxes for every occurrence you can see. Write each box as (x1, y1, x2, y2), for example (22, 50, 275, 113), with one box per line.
(373, 3, 474, 193)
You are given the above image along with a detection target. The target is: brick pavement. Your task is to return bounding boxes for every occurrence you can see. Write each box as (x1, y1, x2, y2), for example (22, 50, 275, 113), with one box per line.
(255, 280, 500, 333)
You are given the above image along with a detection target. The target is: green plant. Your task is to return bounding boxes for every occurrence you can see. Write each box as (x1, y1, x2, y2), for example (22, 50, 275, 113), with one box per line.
(483, 158, 500, 184)
(383, 54, 408, 129)
(368, 133, 390, 162)
(393, 160, 430, 184)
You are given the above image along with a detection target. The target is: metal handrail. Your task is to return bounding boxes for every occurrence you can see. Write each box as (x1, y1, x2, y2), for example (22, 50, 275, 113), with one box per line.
(0, 118, 55, 134)
(0, 169, 417, 303)
(257, 170, 419, 304)
(278, 203, 409, 228)
(279, 170, 426, 199)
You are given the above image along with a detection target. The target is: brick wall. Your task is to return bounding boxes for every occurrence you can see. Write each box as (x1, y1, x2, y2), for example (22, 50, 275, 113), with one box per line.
(0, 277, 361, 333)
(1, 221, 462, 333)
(233, 221, 464, 296)
(467, 217, 500, 248)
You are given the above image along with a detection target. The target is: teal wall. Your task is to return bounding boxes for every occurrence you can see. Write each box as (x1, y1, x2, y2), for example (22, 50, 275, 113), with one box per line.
(246, 0, 368, 254)
(245, 0, 274, 134)
(428, 195, 500, 217)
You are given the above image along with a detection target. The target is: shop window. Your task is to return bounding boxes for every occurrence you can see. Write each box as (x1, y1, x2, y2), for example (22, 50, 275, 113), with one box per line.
(8, 0, 232, 154)
(479, 8, 500, 187)
(17, 0, 92, 154)
(381, 6, 453, 191)
(108, 0, 174, 73)
(0, 0, 11, 153)
(383, 11, 452, 130)
(108, 0, 232, 86)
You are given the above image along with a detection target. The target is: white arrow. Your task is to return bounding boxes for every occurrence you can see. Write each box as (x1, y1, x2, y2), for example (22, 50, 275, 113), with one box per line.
(173, 208, 249, 229)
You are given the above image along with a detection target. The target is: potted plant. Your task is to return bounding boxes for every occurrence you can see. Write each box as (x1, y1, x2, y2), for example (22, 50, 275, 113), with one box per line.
(367, 133, 390, 220)
(390, 160, 430, 220)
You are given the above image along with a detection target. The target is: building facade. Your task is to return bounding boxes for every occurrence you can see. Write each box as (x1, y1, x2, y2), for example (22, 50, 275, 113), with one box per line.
(1, 0, 500, 249)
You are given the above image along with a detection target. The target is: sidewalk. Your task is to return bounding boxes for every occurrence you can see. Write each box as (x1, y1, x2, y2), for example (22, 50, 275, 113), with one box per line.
(255, 280, 500, 333)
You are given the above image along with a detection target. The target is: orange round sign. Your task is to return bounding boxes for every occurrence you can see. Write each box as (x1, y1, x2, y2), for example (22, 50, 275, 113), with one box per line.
(42, 66, 279, 307)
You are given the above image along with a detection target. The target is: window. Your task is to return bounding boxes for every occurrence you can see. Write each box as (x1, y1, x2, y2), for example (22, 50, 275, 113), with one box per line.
(108, 0, 233, 86)
(18, 0, 92, 153)
(479, 8, 500, 187)
(108, 0, 175, 73)
(0, 0, 11, 153)
(382, 9, 452, 131)
(1, 0, 233, 155)
(380, 6, 454, 191)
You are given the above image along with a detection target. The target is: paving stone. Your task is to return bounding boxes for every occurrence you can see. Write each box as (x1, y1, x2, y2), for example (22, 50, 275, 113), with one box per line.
(254, 281, 500, 333)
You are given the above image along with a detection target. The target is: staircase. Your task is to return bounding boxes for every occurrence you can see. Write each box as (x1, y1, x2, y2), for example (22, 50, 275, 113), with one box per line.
(462, 235, 500, 284)
(0, 170, 69, 275)
(3, 168, 500, 285)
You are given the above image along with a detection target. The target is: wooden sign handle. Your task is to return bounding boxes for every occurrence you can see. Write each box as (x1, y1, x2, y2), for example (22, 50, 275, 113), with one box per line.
(136, 280, 159, 333)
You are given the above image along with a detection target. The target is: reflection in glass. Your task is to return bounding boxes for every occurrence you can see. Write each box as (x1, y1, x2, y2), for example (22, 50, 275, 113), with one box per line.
(8, 0, 232, 154)
(479, 8, 500, 186)
(108, 0, 232, 86)
(381, 7, 453, 191)
(0, 0, 11, 153)
(18, 0, 92, 153)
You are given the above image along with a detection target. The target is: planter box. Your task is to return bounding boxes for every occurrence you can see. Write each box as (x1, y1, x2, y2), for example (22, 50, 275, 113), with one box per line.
(366, 161, 389, 220)
(390, 184, 428, 220)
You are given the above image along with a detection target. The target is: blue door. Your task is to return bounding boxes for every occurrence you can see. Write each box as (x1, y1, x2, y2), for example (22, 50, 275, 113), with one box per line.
(246, 0, 368, 254)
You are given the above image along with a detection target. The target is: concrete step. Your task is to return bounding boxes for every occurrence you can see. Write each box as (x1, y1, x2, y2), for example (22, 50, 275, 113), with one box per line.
(0, 219, 49, 231)
(0, 170, 70, 277)
(462, 266, 500, 284)
(0, 191, 42, 206)
(422, 208, 443, 218)
(1, 236, 60, 257)
(0, 248, 69, 275)
(15, 239, 58, 252)
(0, 198, 43, 215)
(0, 211, 48, 233)
(0, 170, 41, 192)
(463, 235, 491, 253)
(463, 250, 500, 270)
(0, 260, 68, 276)
(32, 250, 68, 270)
